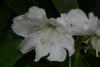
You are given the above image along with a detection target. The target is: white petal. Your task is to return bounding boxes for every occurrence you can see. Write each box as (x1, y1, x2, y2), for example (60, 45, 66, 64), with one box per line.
(96, 28, 100, 36)
(49, 31, 74, 56)
(66, 9, 88, 24)
(19, 28, 51, 54)
(46, 30, 74, 61)
(19, 35, 36, 54)
(33, 28, 53, 62)
(88, 13, 98, 33)
(91, 37, 100, 51)
(24, 6, 47, 22)
(96, 20, 100, 36)
(47, 46, 66, 62)
(91, 37, 96, 49)
(12, 6, 48, 37)
(62, 34, 75, 56)
(34, 44, 51, 62)
(56, 9, 90, 35)
(12, 15, 35, 37)
(57, 9, 88, 27)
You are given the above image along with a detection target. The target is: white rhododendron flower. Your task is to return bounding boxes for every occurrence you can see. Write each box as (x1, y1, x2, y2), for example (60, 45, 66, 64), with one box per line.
(56, 8, 100, 56)
(56, 9, 98, 35)
(12, 6, 75, 62)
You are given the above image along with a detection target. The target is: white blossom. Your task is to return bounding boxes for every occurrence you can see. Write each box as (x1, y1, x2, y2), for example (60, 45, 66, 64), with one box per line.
(55, 8, 100, 57)
(12, 6, 75, 62)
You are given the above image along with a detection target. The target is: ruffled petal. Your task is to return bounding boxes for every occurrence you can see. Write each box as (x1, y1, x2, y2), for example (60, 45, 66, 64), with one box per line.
(19, 35, 36, 54)
(88, 13, 98, 33)
(46, 30, 74, 61)
(62, 34, 75, 56)
(19, 28, 51, 53)
(47, 46, 66, 62)
(34, 43, 51, 62)
(24, 6, 47, 21)
(32, 28, 53, 62)
(12, 6, 48, 37)
(56, 9, 90, 35)
(12, 15, 35, 37)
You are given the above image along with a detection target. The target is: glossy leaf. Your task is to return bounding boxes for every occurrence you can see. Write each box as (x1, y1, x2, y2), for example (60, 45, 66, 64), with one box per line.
(0, 38, 22, 67)
(71, 50, 90, 67)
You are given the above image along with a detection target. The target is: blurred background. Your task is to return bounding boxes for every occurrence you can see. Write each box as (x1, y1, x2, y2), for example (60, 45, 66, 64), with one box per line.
(0, 0, 100, 67)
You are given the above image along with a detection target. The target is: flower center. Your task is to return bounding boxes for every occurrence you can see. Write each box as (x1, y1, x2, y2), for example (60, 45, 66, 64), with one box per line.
(47, 23, 57, 29)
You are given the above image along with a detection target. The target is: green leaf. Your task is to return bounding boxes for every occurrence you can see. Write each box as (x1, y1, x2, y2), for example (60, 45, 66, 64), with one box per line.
(0, 38, 23, 67)
(0, 2, 22, 67)
(4, 0, 36, 14)
(71, 50, 90, 67)
(51, 0, 78, 13)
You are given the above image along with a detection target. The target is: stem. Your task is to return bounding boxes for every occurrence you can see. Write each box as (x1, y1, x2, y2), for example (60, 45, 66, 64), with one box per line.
(95, 40, 99, 57)
(96, 50, 99, 57)
(69, 57, 71, 67)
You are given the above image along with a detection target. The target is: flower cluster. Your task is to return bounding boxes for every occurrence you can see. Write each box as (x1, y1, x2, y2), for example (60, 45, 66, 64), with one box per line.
(12, 6, 100, 62)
